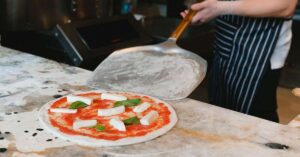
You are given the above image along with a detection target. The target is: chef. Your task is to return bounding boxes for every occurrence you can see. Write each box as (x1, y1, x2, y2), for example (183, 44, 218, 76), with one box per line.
(181, 0, 298, 122)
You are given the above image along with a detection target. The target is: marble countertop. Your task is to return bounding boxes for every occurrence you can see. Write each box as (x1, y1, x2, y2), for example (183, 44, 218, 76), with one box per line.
(289, 114, 300, 128)
(0, 46, 300, 157)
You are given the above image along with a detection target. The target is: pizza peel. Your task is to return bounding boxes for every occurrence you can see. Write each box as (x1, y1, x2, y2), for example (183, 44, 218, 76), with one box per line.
(87, 10, 207, 100)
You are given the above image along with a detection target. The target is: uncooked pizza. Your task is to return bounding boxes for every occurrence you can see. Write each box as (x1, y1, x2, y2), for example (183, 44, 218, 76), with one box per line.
(38, 91, 177, 146)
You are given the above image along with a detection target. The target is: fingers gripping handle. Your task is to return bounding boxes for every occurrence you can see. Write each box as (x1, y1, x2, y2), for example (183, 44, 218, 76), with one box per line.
(169, 0, 205, 40)
(170, 10, 197, 40)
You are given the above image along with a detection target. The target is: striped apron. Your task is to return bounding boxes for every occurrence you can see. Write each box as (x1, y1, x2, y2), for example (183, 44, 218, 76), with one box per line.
(209, 15, 284, 114)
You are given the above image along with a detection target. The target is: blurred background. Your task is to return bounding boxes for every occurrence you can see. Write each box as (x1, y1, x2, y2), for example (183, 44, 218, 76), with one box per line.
(0, 0, 299, 123)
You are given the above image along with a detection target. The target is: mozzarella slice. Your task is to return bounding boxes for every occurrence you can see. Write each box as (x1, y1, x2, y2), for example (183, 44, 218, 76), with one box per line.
(50, 108, 77, 114)
(140, 111, 159, 125)
(73, 119, 97, 130)
(67, 95, 93, 105)
(133, 102, 151, 113)
(109, 118, 126, 131)
(101, 93, 127, 101)
(98, 106, 125, 116)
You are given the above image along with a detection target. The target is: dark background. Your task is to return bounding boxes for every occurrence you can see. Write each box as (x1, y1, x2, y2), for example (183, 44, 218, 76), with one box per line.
(0, 0, 299, 101)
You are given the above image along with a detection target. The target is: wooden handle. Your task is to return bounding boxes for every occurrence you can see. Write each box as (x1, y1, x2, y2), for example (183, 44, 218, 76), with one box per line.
(170, 9, 197, 40)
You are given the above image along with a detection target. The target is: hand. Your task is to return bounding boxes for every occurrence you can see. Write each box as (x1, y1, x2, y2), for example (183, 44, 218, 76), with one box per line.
(292, 88, 300, 97)
(181, 0, 226, 24)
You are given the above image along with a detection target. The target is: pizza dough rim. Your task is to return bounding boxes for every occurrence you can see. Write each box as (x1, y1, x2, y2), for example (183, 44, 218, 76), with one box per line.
(38, 90, 178, 147)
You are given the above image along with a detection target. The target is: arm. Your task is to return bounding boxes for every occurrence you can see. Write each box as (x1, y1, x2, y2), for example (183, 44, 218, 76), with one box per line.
(292, 88, 300, 97)
(183, 0, 298, 24)
(215, 0, 297, 18)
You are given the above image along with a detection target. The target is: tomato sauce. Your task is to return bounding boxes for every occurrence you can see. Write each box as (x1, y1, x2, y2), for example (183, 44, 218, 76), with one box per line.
(49, 92, 171, 140)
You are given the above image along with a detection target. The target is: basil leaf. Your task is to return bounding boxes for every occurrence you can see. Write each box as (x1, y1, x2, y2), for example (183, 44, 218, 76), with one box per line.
(114, 99, 141, 107)
(69, 101, 88, 109)
(123, 116, 140, 125)
(95, 125, 105, 131)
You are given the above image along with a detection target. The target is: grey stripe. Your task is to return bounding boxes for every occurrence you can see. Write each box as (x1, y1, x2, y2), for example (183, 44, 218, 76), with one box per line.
(212, 15, 283, 116)
(224, 17, 245, 81)
(231, 19, 254, 111)
(216, 30, 235, 41)
(217, 57, 223, 104)
(231, 15, 234, 24)
(240, 20, 274, 112)
(222, 57, 229, 105)
(245, 21, 282, 113)
(225, 17, 249, 103)
(217, 25, 235, 35)
(216, 42, 231, 52)
(238, 19, 272, 112)
(232, 19, 260, 107)
(228, 19, 251, 75)
(221, 57, 228, 105)
(216, 36, 232, 46)
(216, 18, 236, 29)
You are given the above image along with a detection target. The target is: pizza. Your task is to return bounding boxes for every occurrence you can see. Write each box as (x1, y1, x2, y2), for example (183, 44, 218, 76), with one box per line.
(38, 91, 177, 146)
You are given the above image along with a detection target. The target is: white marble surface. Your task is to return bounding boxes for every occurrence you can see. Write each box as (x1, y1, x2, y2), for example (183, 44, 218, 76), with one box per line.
(0, 46, 300, 157)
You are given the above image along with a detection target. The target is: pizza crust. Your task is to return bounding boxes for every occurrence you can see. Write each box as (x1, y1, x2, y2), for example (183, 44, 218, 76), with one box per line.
(38, 90, 177, 147)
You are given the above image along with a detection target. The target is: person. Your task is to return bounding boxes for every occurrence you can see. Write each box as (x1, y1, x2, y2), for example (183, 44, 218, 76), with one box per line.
(181, 0, 298, 122)
(292, 88, 300, 97)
